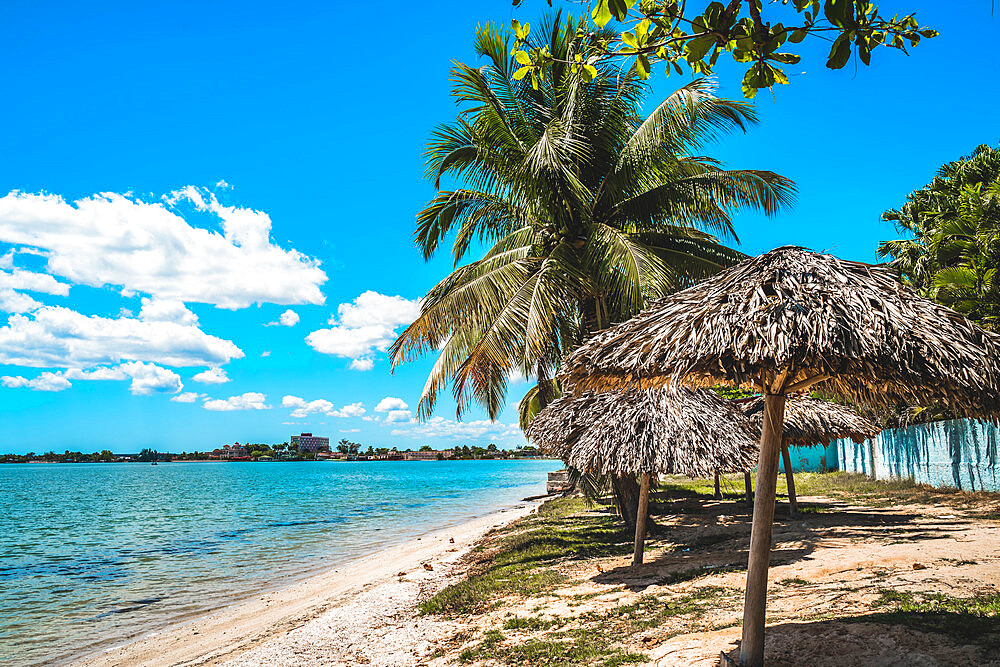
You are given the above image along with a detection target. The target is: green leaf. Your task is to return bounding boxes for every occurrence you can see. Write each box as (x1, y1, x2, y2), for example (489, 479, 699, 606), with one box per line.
(582, 63, 598, 81)
(514, 50, 532, 66)
(824, 0, 854, 29)
(511, 19, 522, 40)
(741, 67, 760, 99)
(684, 35, 715, 63)
(636, 54, 650, 79)
(770, 64, 789, 84)
(622, 31, 638, 48)
(826, 33, 852, 69)
(789, 29, 808, 44)
(512, 66, 531, 80)
(592, 0, 613, 28)
(770, 52, 801, 64)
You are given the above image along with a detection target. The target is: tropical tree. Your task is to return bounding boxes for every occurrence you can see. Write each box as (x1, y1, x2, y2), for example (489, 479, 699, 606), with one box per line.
(878, 143, 1000, 327)
(393, 14, 793, 417)
(391, 13, 794, 525)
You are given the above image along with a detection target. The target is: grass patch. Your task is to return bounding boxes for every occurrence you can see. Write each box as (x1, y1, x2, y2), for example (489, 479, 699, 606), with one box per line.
(421, 497, 630, 616)
(779, 577, 809, 586)
(504, 615, 562, 631)
(856, 589, 1000, 650)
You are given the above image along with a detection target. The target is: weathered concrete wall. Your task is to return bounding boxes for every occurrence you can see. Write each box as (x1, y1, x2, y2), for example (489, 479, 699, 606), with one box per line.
(779, 444, 833, 473)
(833, 418, 1000, 492)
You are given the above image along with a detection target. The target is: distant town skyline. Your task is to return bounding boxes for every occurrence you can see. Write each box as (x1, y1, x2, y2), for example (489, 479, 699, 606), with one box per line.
(0, 1, 996, 452)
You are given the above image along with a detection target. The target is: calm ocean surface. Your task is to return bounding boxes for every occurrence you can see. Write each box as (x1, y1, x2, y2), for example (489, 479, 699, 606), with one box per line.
(0, 459, 559, 666)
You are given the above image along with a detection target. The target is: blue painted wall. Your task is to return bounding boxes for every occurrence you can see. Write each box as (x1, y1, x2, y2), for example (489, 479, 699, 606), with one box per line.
(834, 418, 1000, 492)
(779, 444, 834, 473)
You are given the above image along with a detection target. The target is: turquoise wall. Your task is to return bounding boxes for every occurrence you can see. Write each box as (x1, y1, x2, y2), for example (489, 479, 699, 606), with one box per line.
(778, 443, 834, 473)
(833, 418, 1000, 492)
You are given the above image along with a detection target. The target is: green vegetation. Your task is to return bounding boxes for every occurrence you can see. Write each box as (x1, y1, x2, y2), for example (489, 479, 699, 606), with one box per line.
(505, 1, 933, 98)
(391, 13, 794, 423)
(459, 626, 648, 666)
(859, 589, 1000, 651)
(879, 143, 1000, 330)
(420, 497, 628, 615)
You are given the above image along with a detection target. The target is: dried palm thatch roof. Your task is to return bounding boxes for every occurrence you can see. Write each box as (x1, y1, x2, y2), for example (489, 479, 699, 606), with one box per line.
(560, 246, 1000, 418)
(740, 395, 881, 447)
(527, 386, 758, 478)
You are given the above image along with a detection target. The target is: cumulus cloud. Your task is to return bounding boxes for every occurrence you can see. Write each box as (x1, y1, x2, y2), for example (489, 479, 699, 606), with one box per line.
(0, 189, 327, 309)
(375, 397, 409, 412)
(305, 291, 419, 369)
(0, 305, 242, 368)
(390, 416, 524, 440)
(0, 288, 42, 313)
(203, 392, 270, 411)
(139, 297, 198, 326)
(275, 309, 300, 326)
(171, 391, 202, 403)
(1, 372, 72, 392)
(281, 395, 366, 418)
(349, 358, 374, 371)
(3, 361, 182, 395)
(192, 367, 229, 384)
(384, 409, 413, 423)
(0, 267, 70, 296)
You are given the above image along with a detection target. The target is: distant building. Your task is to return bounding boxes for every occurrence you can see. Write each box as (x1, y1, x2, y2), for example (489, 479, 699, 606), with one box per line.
(291, 433, 330, 453)
(212, 443, 248, 460)
(404, 449, 454, 461)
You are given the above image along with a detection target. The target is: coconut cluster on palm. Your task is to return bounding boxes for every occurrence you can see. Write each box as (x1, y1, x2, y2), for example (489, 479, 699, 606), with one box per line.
(559, 246, 1000, 666)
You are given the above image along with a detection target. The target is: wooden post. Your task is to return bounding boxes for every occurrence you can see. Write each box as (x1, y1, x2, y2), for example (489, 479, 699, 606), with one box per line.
(780, 443, 797, 516)
(744, 471, 753, 508)
(632, 472, 651, 566)
(714, 470, 722, 499)
(739, 392, 786, 667)
(868, 440, 879, 479)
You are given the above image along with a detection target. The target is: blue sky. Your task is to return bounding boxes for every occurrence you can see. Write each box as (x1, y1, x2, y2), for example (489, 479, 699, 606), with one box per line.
(0, 0, 995, 454)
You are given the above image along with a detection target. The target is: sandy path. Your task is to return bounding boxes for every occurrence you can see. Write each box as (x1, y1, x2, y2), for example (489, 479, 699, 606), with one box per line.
(74, 503, 537, 667)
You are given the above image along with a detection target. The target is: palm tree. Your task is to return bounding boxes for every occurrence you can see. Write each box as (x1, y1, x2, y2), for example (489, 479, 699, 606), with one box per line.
(391, 14, 795, 428)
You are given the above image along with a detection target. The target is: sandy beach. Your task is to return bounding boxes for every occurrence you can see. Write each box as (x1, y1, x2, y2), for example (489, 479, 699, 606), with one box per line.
(74, 502, 539, 667)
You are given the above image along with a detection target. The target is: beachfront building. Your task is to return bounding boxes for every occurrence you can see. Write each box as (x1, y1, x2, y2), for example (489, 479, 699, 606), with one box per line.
(290, 433, 330, 453)
(404, 449, 454, 461)
(211, 443, 249, 460)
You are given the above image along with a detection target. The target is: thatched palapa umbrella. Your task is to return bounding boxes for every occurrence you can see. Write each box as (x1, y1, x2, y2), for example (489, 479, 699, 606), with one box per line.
(527, 386, 758, 565)
(740, 395, 881, 514)
(560, 246, 1000, 666)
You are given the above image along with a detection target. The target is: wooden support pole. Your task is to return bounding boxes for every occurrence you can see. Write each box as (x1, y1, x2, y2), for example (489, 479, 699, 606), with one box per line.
(632, 472, 651, 566)
(739, 392, 786, 667)
(744, 471, 753, 508)
(714, 470, 722, 499)
(780, 443, 797, 516)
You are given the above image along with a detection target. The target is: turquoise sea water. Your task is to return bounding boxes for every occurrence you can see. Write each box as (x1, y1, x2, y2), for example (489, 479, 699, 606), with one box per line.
(0, 459, 559, 666)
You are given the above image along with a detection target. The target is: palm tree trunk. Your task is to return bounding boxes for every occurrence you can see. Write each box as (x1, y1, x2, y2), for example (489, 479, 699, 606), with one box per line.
(744, 471, 753, 508)
(714, 470, 722, 499)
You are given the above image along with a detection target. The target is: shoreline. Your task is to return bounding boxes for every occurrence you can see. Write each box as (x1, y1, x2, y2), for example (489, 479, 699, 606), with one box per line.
(71, 499, 541, 667)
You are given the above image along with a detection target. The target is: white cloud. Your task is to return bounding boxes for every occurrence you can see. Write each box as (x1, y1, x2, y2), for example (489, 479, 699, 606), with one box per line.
(139, 297, 198, 326)
(3, 361, 182, 395)
(384, 409, 413, 423)
(261, 350, 271, 357)
(0, 305, 242, 368)
(0, 189, 327, 309)
(349, 358, 374, 371)
(0, 249, 11, 269)
(0, 288, 42, 313)
(1, 372, 72, 392)
(279, 309, 299, 326)
(117, 361, 183, 395)
(305, 291, 419, 368)
(281, 395, 366, 418)
(375, 396, 409, 412)
(390, 416, 524, 440)
(330, 402, 366, 418)
(203, 392, 270, 411)
(0, 268, 70, 296)
(339, 428, 361, 433)
(171, 391, 202, 403)
(192, 367, 229, 384)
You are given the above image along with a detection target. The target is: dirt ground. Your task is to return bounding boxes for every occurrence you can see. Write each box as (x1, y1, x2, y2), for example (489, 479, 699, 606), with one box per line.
(426, 475, 1000, 666)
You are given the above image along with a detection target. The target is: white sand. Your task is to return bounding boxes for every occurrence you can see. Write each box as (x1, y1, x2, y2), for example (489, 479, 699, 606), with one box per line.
(74, 503, 538, 667)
